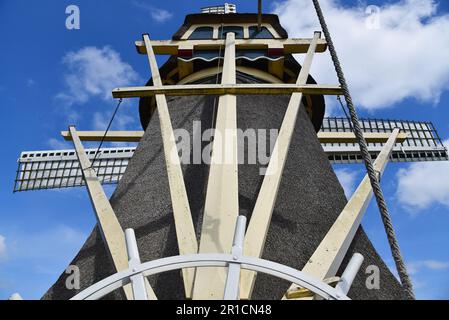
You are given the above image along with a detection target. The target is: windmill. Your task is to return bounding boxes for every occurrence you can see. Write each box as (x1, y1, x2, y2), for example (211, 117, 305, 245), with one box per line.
(12, 2, 448, 300)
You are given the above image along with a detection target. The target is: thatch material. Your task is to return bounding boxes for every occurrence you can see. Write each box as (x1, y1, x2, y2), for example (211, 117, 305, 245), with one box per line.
(43, 74, 407, 300)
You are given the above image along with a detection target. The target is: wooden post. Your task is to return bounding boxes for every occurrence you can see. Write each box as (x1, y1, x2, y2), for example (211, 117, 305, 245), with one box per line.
(192, 32, 239, 300)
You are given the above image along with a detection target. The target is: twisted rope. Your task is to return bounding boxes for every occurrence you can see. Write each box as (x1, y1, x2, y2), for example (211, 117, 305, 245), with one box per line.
(312, 0, 414, 299)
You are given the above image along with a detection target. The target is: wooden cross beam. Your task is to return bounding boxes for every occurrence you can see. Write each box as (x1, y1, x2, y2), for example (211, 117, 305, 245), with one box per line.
(317, 131, 408, 144)
(134, 38, 328, 55)
(112, 83, 343, 99)
(61, 130, 408, 144)
(61, 131, 144, 142)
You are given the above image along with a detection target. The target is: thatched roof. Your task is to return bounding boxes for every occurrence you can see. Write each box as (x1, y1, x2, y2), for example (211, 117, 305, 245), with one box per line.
(43, 74, 407, 300)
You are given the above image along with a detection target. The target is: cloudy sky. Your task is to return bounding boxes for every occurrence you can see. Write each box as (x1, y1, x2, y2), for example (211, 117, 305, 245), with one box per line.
(0, 0, 448, 299)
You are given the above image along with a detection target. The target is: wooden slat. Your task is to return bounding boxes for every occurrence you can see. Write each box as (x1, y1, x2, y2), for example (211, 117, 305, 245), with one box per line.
(112, 83, 343, 98)
(285, 277, 340, 299)
(240, 32, 322, 300)
(192, 32, 239, 300)
(135, 38, 327, 55)
(317, 131, 408, 144)
(61, 131, 407, 144)
(142, 34, 198, 299)
(62, 131, 144, 142)
(284, 129, 401, 300)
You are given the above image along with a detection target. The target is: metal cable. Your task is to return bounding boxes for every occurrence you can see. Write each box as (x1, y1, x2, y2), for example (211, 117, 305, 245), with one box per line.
(337, 95, 353, 131)
(212, 22, 225, 127)
(90, 98, 123, 170)
(312, 0, 415, 299)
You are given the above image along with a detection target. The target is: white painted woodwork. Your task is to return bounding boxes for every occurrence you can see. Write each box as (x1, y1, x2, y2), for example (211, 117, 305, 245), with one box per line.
(143, 34, 198, 299)
(69, 126, 157, 300)
(284, 129, 400, 299)
(240, 32, 322, 299)
(193, 32, 239, 300)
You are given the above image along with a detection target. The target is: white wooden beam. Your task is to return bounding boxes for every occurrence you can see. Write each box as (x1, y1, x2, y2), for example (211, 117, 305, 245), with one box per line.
(69, 126, 157, 300)
(284, 129, 401, 299)
(142, 34, 198, 299)
(62, 131, 144, 142)
(317, 131, 408, 144)
(192, 32, 239, 300)
(135, 38, 327, 55)
(61, 130, 407, 144)
(240, 32, 322, 300)
(112, 83, 343, 98)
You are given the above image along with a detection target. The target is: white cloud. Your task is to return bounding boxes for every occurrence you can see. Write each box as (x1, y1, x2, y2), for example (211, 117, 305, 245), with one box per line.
(132, 1, 173, 23)
(274, 0, 449, 111)
(0, 235, 6, 261)
(91, 110, 137, 148)
(93, 110, 134, 131)
(396, 140, 449, 213)
(26, 78, 35, 87)
(150, 7, 173, 23)
(407, 260, 449, 275)
(335, 168, 359, 199)
(56, 46, 140, 106)
(47, 138, 71, 150)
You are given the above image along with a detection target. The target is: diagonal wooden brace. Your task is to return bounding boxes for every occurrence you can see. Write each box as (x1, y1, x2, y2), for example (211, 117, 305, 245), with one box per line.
(69, 126, 157, 300)
(241, 32, 322, 299)
(142, 34, 198, 299)
(284, 129, 401, 300)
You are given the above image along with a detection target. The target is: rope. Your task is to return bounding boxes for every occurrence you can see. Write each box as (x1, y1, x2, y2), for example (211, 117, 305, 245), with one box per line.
(312, 0, 415, 299)
(90, 98, 123, 170)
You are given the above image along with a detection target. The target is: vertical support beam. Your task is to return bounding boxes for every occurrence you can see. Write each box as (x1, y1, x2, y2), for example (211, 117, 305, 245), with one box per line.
(284, 129, 400, 299)
(193, 32, 239, 300)
(240, 32, 321, 299)
(177, 45, 194, 80)
(334, 253, 364, 297)
(142, 34, 198, 298)
(224, 216, 246, 300)
(69, 126, 157, 300)
(125, 229, 148, 300)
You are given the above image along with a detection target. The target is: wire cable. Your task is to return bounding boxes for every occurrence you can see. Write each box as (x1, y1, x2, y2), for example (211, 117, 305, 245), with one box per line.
(90, 98, 123, 170)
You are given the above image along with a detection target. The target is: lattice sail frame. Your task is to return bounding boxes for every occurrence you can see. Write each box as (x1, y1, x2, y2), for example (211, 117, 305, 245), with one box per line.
(15, 147, 133, 192)
(14, 117, 447, 192)
(322, 117, 448, 164)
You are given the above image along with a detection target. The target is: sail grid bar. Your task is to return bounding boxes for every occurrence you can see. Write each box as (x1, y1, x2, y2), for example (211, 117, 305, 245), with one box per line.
(14, 148, 133, 192)
(14, 118, 447, 192)
(322, 117, 448, 164)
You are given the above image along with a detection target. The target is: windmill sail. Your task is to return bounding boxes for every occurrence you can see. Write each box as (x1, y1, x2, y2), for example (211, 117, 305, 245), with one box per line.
(15, 118, 447, 192)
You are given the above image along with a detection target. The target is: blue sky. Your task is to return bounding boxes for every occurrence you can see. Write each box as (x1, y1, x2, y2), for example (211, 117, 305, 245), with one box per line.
(0, 0, 448, 300)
